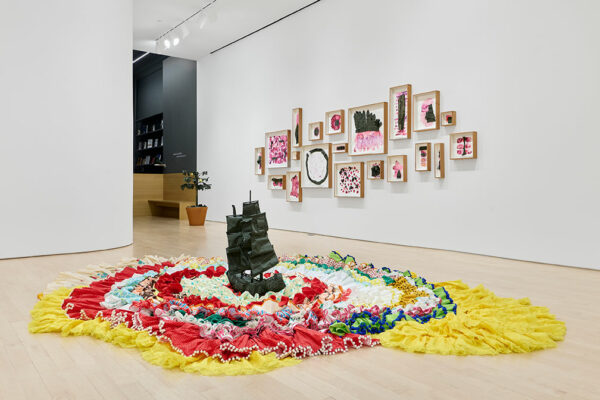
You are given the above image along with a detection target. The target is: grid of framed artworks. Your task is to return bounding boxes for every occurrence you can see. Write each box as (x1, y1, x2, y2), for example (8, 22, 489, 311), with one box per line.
(255, 84, 478, 201)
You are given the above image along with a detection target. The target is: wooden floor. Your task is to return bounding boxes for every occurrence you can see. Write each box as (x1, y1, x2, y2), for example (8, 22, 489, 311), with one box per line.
(1, 216, 598, 400)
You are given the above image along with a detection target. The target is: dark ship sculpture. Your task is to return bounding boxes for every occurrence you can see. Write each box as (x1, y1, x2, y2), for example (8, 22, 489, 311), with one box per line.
(225, 191, 286, 296)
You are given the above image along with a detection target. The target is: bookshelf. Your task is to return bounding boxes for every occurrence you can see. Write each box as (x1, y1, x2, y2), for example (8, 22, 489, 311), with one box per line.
(134, 112, 165, 173)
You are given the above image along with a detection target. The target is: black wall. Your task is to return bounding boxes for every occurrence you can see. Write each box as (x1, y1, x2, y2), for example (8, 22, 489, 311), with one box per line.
(136, 69, 163, 120)
(163, 58, 197, 174)
(132, 52, 196, 174)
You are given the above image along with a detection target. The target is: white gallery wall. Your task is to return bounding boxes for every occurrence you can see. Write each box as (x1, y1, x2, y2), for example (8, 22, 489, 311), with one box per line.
(0, 0, 133, 258)
(197, 0, 600, 269)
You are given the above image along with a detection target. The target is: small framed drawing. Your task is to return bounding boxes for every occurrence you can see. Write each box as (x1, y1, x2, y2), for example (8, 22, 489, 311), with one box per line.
(325, 109, 345, 135)
(301, 143, 332, 188)
(254, 147, 265, 175)
(348, 102, 388, 155)
(387, 155, 407, 182)
(434, 143, 445, 178)
(450, 132, 477, 159)
(265, 130, 291, 168)
(286, 171, 302, 202)
(389, 84, 412, 139)
(308, 122, 323, 141)
(441, 111, 456, 126)
(292, 151, 300, 160)
(334, 162, 364, 198)
(292, 108, 302, 147)
(268, 175, 286, 190)
(332, 143, 348, 153)
(367, 160, 384, 180)
(415, 143, 431, 171)
(413, 91, 440, 132)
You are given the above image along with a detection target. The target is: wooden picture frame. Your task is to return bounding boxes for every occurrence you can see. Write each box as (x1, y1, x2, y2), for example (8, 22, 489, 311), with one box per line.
(268, 174, 286, 190)
(389, 84, 412, 140)
(286, 171, 302, 202)
(308, 121, 323, 141)
(449, 132, 478, 159)
(292, 151, 300, 160)
(441, 111, 456, 126)
(332, 143, 348, 153)
(292, 108, 302, 147)
(254, 147, 265, 175)
(367, 160, 384, 180)
(301, 143, 332, 188)
(348, 102, 388, 156)
(415, 143, 431, 171)
(413, 91, 440, 132)
(334, 162, 364, 198)
(434, 143, 445, 178)
(387, 155, 407, 182)
(325, 109, 345, 135)
(265, 130, 291, 168)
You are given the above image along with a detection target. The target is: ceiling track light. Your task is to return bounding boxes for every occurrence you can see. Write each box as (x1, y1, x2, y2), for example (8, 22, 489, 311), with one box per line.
(154, 0, 218, 53)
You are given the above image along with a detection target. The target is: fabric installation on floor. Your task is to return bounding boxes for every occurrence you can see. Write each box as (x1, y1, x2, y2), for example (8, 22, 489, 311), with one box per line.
(29, 252, 566, 375)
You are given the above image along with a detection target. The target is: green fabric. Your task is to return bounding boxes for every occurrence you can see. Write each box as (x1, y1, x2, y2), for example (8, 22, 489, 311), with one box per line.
(192, 311, 248, 327)
(329, 322, 350, 336)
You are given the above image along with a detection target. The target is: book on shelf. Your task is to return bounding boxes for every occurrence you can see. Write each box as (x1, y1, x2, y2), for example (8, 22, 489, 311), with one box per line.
(160, 136, 163, 146)
(153, 138, 159, 147)
(147, 138, 153, 148)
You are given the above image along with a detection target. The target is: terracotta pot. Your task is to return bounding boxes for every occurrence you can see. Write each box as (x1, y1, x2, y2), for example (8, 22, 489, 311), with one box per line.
(186, 206, 207, 226)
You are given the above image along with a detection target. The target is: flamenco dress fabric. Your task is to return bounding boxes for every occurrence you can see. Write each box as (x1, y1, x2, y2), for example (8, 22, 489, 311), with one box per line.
(29, 252, 566, 375)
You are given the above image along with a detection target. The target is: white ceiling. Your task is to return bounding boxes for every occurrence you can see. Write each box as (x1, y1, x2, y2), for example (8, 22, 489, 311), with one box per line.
(133, 0, 316, 60)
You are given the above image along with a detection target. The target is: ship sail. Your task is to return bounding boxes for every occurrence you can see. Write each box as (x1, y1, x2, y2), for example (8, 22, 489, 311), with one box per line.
(225, 192, 285, 296)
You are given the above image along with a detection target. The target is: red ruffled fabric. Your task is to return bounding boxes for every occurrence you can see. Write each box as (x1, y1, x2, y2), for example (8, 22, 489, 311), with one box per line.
(62, 263, 378, 362)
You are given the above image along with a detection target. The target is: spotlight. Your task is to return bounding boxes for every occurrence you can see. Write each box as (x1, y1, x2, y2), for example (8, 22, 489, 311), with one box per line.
(163, 38, 171, 49)
(196, 13, 208, 29)
(173, 37, 180, 46)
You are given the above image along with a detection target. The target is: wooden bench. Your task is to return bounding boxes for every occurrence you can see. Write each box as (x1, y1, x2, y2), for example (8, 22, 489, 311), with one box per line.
(148, 199, 195, 220)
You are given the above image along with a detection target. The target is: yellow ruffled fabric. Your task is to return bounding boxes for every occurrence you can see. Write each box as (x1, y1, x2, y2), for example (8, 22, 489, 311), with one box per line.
(28, 287, 300, 375)
(29, 281, 566, 375)
(373, 280, 566, 355)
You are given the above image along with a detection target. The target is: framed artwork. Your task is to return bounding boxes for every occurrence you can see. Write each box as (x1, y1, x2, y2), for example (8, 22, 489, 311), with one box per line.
(334, 162, 364, 198)
(413, 91, 440, 132)
(387, 155, 407, 182)
(434, 143, 445, 178)
(415, 143, 431, 171)
(389, 84, 412, 139)
(348, 102, 388, 156)
(268, 175, 286, 190)
(301, 143, 332, 188)
(292, 151, 300, 160)
(265, 130, 291, 168)
(332, 143, 348, 153)
(367, 160, 384, 180)
(325, 109, 345, 135)
(450, 132, 477, 159)
(292, 108, 302, 147)
(286, 171, 302, 202)
(441, 111, 456, 126)
(308, 122, 323, 141)
(254, 147, 265, 175)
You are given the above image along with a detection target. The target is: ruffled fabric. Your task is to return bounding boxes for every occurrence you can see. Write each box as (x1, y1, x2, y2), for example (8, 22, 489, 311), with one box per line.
(30, 288, 300, 375)
(28, 252, 566, 375)
(374, 280, 566, 355)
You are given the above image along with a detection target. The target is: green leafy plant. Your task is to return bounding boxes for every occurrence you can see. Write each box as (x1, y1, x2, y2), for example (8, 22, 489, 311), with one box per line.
(181, 170, 212, 207)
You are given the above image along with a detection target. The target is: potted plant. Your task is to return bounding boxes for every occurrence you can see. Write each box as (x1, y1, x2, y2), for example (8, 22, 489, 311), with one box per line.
(181, 170, 212, 226)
